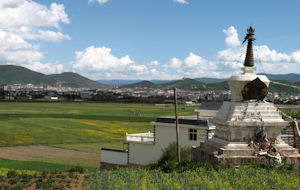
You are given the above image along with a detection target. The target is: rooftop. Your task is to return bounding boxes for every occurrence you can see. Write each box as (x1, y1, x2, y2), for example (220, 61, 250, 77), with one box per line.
(197, 101, 223, 111)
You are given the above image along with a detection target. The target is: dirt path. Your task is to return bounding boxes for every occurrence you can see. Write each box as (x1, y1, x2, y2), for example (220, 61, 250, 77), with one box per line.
(0, 145, 100, 167)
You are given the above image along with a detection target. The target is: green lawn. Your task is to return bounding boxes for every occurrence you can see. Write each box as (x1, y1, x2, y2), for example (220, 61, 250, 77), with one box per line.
(0, 102, 197, 147)
(0, 158, 96, 173)
(0, 102, 197, 170)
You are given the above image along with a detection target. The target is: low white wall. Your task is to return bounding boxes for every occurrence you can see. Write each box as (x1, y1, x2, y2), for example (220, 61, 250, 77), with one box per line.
(129, 143, 157, 165)
(101, 148, 128, 165)
(128, 125, 208, 165)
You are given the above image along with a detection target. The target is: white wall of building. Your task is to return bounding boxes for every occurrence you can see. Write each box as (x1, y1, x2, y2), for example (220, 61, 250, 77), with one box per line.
(128, 143, 158, 165)
(128, 124, 208, 165)
(101, 148, 128, 165)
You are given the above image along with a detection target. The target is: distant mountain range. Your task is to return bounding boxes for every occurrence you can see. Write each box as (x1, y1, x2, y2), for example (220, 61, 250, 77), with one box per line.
(0, 65, 299, 92)
(97, 79, 173, 86)
(121, 78, 230, 91)
(259, 73, 300, 83)
(99, 73, 300, 86)
(0, 65, 107, 88)
(120, 77, 299, 94)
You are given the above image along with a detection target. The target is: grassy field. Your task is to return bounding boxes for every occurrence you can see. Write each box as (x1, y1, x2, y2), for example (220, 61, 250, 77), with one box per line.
(85, 166, 300, 190)
(0, 102, 197, 170)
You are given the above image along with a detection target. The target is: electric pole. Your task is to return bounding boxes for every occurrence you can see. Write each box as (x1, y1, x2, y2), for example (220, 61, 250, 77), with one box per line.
(174, 88, 181, 162)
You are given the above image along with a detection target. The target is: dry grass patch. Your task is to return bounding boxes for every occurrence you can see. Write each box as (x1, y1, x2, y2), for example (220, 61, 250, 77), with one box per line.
(0, 146, 99, 168)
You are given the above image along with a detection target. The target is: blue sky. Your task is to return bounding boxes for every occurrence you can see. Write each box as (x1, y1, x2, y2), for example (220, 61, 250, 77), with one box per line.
(1, 0, 300, 80)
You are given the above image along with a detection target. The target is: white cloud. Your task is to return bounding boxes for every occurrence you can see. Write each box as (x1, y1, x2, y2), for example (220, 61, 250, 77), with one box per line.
(166, 58, 182, 69)
(291, 50, 300, 63)
(71, 46, 149, 79)
(159, 26, 300, 79)
(173, 0, 189, 4)
(0, 1, 69, 32)
(69, 25, 300, 80)
(0, 31, 43, 64)
(215, 34, 300, 75)
(162, 52, 218, 78)
(222, 26, 241, 48)
(88, 0, 109, 5)
(19, 29, 71, 42)
(21, 61, 64, 74)
(184, 53, 216, 70)
(148, 60, 160, 66)
(0, 0, 69, 74)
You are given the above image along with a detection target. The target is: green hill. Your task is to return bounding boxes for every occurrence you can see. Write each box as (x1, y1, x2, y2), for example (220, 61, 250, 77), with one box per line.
(259, 73, 300, 82)
(48, 72, 107, 88)
(117, 77, 299, 94)
(121, 80, 156, 88)
(160, 78, 206, 90)
(205, 81, 229, 91)
(0, 65, 53, 85)
(268, 80, 300, 94)
(0, 65, 107, 88)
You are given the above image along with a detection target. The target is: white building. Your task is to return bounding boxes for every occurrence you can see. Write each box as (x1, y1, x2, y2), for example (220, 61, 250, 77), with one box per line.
(101, 104, 219, 166)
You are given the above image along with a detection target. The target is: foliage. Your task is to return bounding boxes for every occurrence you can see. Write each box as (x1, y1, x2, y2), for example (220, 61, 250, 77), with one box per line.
(159, 143, 192, 163)
(68, 166, 85, 174)
(0, 169, 83, 190)
(0, 168, 37, 177)
(150, 142, 192, 172)
(0, 159, 95, 173)
(85, 166, 300, 190)
(281, 108, 300, 118)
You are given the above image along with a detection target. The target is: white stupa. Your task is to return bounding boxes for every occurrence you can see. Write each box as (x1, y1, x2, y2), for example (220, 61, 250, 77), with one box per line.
(192, 26, 300, 167)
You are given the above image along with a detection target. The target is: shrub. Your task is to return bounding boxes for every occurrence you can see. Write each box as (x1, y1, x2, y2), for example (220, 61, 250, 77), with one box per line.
(158, 142, 191, 164)
(0, 176, 5, 183)
(8, 178, 19, 185)
(150, 142, 195, 172)
(68, 166, 85, 174)
(160, 160, 177, 173)
(41, 171, 49, 178)
(6, 171, 18, 178)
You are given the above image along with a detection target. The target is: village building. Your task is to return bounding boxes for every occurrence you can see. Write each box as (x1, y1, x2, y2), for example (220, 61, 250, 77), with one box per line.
(101, 112, 216, 166)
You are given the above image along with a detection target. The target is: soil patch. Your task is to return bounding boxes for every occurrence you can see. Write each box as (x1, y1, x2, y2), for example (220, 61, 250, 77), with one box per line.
(0, 145, 99, 167)
(0, 171, 84, 190)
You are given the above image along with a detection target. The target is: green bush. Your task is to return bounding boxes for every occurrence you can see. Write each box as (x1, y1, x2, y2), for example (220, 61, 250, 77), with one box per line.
(68, 166, 85, 174)
(158, 142, 191, 163)
(150, 142, 199, 172)
(6, 171, 18, 178)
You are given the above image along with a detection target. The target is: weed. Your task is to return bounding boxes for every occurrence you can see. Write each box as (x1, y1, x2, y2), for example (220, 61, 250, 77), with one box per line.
(6, 171, 18, 178)
(8, 178, 19, 185)
(69, 166, 85, 174)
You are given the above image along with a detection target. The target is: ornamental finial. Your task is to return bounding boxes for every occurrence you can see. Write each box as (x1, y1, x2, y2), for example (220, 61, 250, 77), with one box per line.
(243, 26, 256, 67)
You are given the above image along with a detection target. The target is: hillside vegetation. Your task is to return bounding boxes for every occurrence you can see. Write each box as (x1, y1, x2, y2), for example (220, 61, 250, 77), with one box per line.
(0, 65, 107, 88)
(121, 78, 299, 93)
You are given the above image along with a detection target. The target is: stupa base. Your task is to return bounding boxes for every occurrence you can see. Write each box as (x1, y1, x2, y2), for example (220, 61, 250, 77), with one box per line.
(192, 137, 300, 168)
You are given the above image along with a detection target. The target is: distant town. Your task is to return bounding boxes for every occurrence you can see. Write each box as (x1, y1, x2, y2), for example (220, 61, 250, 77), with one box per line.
(0, 82, 298, 105)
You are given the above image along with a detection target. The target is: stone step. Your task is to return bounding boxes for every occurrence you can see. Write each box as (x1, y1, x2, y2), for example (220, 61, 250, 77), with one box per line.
(219, 148, 255, 156)
(278, 148, 300, 156)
